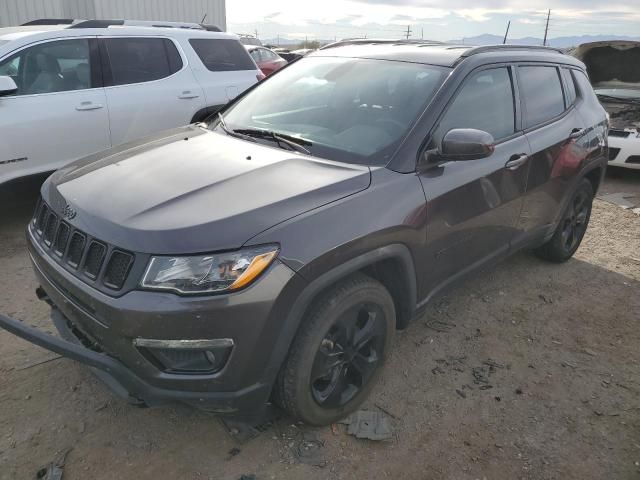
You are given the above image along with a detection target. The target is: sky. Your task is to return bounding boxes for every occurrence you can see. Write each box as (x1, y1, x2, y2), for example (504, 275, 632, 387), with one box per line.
(227, 0, 640, 42)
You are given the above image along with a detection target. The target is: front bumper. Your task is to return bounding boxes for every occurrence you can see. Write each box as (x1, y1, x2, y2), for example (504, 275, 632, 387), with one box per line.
(0, 227, 306, 414)
(609, 131, 640, 169)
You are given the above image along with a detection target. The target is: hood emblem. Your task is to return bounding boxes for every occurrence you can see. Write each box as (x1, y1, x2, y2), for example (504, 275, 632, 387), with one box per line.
(62, 204, 77, 220)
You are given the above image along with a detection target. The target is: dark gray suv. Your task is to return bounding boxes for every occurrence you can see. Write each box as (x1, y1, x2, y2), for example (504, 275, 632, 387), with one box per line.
(0, 42, 608, 426)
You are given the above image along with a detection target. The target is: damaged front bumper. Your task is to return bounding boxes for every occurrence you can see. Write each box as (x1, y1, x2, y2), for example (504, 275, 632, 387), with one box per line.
(0, 308, 269, 413)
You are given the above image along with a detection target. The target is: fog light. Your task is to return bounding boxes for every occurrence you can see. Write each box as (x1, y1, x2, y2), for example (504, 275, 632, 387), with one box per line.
(133, 338, 233, 374)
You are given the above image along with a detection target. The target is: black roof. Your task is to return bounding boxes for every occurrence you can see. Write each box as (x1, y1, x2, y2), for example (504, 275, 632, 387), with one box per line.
(312, 41, 578, 68)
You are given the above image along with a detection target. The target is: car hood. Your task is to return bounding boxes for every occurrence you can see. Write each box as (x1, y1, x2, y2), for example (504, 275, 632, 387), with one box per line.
(569, 40, 640, 90)
(43, 126, 371, 254)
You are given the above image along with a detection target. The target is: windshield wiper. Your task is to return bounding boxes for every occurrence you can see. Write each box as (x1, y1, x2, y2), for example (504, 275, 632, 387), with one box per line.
(216, 113, 257, 143)
(233, 128, 312, 155)
(596, 94, 640, 106)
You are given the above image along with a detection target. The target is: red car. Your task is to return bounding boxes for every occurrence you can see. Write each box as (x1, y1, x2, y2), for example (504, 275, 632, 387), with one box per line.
(245, 46, 287, 76)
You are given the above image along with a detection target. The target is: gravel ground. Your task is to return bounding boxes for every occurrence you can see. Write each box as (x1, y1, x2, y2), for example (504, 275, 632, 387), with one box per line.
(0, 171, 638, 480)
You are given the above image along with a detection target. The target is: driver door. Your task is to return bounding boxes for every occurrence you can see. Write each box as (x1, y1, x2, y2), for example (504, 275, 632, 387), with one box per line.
(418, 66, 531, 294)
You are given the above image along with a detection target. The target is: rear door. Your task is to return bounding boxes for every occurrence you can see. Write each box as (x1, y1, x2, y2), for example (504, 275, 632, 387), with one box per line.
(187, 38, 259, 107)
(0, 37, 110, 184)
(100, 36, 206, 146)
(418, 66, 531, 292)
(514, 64, 589, 247)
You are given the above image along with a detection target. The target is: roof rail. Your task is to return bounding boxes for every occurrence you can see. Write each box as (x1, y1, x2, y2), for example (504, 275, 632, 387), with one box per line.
(320, 38, 444, 50)
(460, 44, 564, 58)
(21, 19, 76, 26)
(67, 19, 212, 30)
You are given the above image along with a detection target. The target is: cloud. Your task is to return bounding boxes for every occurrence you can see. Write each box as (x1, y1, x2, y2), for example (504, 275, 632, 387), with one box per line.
(227, 0, 640, 41)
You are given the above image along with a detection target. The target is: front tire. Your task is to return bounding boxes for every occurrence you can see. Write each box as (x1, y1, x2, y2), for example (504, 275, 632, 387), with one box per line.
(535, 178, 594, 263)
(275, 273, 395, 426)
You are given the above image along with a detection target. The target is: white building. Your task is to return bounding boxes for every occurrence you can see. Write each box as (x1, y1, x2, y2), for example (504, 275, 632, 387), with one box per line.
(0, 0, 227, 30)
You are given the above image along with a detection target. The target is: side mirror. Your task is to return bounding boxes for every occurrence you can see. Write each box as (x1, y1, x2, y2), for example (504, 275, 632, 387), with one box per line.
(439, 128, 495, 161)
(0, 76, 17, 97)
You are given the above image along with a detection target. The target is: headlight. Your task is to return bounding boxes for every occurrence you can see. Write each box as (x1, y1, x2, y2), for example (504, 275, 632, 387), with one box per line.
(141, 245, 279, 295)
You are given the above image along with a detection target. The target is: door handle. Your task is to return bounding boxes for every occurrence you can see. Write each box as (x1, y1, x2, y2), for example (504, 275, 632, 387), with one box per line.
(75, 102, 103, 111)
(569, 128, 586, 139)
(178, 91, 200, 99)
(505, 154, 529, 170)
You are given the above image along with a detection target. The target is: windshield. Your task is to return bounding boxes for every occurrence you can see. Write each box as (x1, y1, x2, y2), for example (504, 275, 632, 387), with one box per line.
(218, 57, 449, 165)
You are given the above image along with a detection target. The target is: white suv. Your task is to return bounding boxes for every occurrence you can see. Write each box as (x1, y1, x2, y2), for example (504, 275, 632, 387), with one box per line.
(0, 20, 263, 185)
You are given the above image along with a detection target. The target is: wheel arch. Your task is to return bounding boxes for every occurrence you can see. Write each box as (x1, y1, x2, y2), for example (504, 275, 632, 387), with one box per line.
(262, 244, 418, 389)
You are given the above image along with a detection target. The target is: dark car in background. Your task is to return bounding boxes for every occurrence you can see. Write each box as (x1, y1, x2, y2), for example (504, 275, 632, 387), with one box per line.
(0, 42, 607, 426)
(245, 45, 288, 76)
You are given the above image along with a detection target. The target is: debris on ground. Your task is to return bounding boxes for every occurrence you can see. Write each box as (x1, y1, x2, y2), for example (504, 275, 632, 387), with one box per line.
(220, 408, 280, 444)
(227, 447, 241, 460)
(425, 319, 456, 333)
(36, 447, 72, 480)
(598, 192, 640, 209)
(291, 431, 326, 467)
(340, 410, 393, 441)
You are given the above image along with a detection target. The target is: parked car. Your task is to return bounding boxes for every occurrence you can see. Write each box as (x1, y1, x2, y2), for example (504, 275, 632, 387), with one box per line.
(0, 42, 608, 426)
(237, 34, 262, 47)
(245, 45, 288, 76)
(0, 19, 262, 186)
(290, 48, 315, 56)
(570, 41, 640, 169)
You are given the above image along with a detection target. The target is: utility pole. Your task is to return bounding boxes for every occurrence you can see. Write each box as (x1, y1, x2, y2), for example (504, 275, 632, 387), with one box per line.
(503, 20, 510, 44)
(405, 25, 412, 40)
(254, 28, 259, 39)
(543, 9, 551, 46)
(421, 27, 424, 39)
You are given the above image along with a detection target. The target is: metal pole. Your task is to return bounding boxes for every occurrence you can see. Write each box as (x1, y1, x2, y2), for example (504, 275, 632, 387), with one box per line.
(543, 9, 551, 46)
(503, 21, 510, 44)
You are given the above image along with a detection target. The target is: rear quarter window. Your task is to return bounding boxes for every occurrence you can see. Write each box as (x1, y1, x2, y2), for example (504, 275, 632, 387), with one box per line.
(561, 68, 577, 106)
(189, 38, 256, 72)
(519, 66, 565, 128)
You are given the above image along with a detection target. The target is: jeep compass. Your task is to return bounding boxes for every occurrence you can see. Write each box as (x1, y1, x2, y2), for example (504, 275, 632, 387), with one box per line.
(0, 42, 608, 426)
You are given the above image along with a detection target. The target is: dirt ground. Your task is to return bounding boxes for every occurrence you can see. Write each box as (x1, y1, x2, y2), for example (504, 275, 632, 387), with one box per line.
(0, 169, 639, 480)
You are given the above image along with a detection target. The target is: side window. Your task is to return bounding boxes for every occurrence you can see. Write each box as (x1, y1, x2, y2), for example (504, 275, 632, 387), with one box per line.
(0, 39, 92, 96)
(432, 67, 515, 146)
(249, 49, 261, 63)
(189, 39, 256, 72)
(519, 66, 565, 128)
(572, 70, 600, 104)
(561, 68, 577, 106)
(104, 38, 182, 86)
(262, 49, 276, 60)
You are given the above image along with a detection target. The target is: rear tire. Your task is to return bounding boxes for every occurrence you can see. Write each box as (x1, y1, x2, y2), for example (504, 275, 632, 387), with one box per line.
(275, 273, 395, 426)
(534, 178, 594, 263)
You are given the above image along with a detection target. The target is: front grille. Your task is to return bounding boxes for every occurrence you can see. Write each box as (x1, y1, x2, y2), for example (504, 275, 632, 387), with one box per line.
(83, 241, 107, 279)
(43, 212, 58, 246)
(31, 198, 136, 293)
(103, 251, 134, 290)
(53, 222, 70, 257)
(67, 232, 86, 268)
(626, 155, 640, 164)
(609, 148, 621, 161)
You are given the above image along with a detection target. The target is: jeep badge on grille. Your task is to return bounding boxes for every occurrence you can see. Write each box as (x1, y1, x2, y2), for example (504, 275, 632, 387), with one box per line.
(62, 204, 77, 220)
